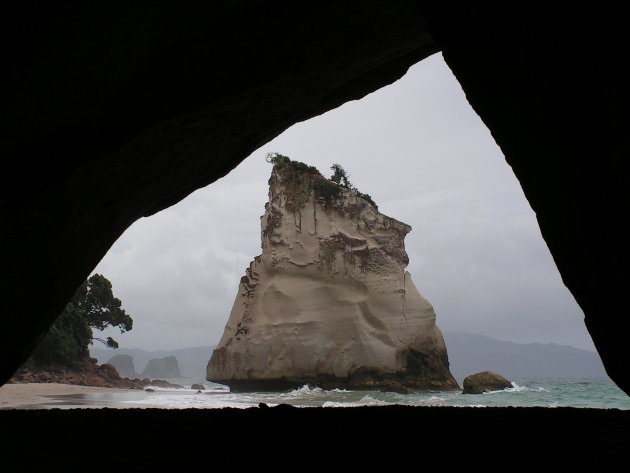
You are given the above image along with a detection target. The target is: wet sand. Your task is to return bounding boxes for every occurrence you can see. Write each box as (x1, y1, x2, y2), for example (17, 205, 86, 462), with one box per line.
(0, 383, 137, 409)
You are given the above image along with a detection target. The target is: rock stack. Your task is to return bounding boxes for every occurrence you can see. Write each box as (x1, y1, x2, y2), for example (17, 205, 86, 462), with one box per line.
(207, 160, 459, 393)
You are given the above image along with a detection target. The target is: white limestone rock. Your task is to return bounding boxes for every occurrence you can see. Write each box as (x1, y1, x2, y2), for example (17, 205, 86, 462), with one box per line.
(207, 162, 459, 393)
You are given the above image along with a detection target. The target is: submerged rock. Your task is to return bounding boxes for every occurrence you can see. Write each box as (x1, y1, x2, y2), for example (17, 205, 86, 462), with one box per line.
(462, 371, 512, 394)
(207, 160, 459, 393)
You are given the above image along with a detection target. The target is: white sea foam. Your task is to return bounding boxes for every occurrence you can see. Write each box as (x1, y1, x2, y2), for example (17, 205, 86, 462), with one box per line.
(143, 385, 189, 392)
(289, 385, 323, 395)
(410, 396, 446, 407)
(322, 401, 353, 408)
(322, 395, 391, 408)
(482, 382, 547, 394)
(358, 395, 390, 406)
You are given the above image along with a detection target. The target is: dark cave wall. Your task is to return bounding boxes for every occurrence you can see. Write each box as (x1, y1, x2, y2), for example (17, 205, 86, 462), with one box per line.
(2, 1, 628, 395)
(1, 1, 436, 384)
(422, 3, 630, 394)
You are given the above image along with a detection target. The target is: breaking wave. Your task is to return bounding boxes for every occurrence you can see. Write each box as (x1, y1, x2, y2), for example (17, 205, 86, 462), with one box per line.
(322, 396, 392, 408)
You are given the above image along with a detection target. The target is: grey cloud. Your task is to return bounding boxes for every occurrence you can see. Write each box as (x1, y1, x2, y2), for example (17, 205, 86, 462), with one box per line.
(93, 53, 594, 352)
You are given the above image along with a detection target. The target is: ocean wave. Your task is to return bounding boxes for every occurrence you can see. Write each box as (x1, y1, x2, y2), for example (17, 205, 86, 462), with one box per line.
(286, 385, 324, 396)
(322, 395, 391, 408)
(410, 396, 446, 407)
(483, 382, 548, 394)
(122, 394, 248, 409)
(143, 385, 189, 392)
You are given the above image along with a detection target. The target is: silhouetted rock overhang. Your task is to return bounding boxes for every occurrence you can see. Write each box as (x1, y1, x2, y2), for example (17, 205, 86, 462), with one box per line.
(421, 2, 630, 395)
(1, 0, 436, 384)
(2, 1, 629, 397)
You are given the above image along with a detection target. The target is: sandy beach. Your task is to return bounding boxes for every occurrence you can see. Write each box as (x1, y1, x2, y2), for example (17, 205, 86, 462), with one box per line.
(0, 383, 137, 409)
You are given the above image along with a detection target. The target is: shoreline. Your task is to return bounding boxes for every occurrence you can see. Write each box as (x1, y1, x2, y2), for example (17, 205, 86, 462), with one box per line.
(0, 382, 139, 409)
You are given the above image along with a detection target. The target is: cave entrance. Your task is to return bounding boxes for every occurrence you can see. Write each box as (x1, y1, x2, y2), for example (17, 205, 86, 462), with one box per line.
(91, 53, 594, 374)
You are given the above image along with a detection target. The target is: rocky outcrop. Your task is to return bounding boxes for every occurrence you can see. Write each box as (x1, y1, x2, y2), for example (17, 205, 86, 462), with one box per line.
(207, 161, 459, 393)
(462, 371, 512, 394)
(141, 356, 182, 379)
(106, 354, 138, 379)
(9, 357, 187, 389)
(8, 357, 148, 389)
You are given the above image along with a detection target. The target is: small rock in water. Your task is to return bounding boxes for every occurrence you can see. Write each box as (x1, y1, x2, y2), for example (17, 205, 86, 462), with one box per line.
(462, 371, 512, 394)
(191, 383, 205, 390)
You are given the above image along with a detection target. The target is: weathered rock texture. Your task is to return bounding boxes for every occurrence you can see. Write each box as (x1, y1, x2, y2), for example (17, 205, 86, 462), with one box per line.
(462, 371, 512, 394)
(9, 357, 147, 389)
(142, 356, 181, 379)
(208, 164, 459, 393)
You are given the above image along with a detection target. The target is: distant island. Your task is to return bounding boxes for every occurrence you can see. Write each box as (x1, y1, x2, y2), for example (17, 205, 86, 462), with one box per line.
(90, 346, 215, 380)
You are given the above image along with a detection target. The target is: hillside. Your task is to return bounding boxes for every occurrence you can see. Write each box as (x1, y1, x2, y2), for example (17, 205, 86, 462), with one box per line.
(443, 332, 607, 380)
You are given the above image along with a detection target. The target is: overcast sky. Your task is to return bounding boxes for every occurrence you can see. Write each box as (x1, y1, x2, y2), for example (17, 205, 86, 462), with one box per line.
(93, 53, 596, 353)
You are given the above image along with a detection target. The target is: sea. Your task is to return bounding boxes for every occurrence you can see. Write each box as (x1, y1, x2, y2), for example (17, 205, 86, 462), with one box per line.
(24, 376, 630, 410)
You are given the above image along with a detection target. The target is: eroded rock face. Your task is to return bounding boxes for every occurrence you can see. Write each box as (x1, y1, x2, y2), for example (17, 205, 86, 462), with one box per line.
(462, 371, 512, 394)
(208, 164, 459, 393)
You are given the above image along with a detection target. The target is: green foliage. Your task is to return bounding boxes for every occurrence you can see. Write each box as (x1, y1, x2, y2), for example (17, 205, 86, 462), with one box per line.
(290, 160, 321, 175)
(266, 152, 322, 211)
(266, 152, 291, 170)
(330, 163, 351, 188)
(266, 152, 320, 175)
(267, 153, 378, 210)
(29, 302, 92, 367)
(356, 191, 378, 210)
(312, 177, 343, 207)
(81, 274, 133, 334)
(29, 274, 133, 368)
(330, 164, 378, 210)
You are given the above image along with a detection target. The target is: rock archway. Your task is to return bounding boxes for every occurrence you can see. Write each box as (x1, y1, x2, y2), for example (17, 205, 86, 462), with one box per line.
(3, 2, 629, 395)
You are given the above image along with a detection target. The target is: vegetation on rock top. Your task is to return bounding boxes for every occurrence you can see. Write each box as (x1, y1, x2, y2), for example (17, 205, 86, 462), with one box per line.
(265, 153, 378, 210)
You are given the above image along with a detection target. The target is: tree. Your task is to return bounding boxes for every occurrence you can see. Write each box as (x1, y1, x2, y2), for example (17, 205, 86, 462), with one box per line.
(80, 274, 133, 348)
(266, 152, 320, 175)
(330, 163, 351, 188)
(265, 152, 290, 170)
(330, 163, 378, 209)
(29, 274, 133, 367)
